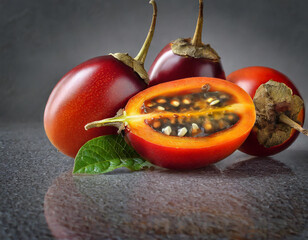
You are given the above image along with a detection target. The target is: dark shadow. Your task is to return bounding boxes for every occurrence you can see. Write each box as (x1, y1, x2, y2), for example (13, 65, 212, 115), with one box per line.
(74, 163, 222, 177)
(223, 156, 294, 178)
(153, 164, 221, 176)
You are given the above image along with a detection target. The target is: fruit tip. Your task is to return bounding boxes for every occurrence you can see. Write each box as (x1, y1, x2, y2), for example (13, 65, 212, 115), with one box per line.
(84, 122, 98, 131)
(149, 0, 157, 12)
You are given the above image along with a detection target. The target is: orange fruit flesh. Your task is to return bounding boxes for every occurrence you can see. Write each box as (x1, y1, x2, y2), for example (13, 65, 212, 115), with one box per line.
(125, 77, 256, 149)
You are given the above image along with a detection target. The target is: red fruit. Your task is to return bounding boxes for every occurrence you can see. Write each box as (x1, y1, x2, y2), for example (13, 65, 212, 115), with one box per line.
(85, 77, 256, 170)
(148, 0, 225, 86)
(227, 66, 306, 156)
(44, 1, 157, 158)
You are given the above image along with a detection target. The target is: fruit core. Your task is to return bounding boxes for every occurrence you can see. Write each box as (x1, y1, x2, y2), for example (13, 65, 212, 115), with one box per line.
(141, 85, 240, 137)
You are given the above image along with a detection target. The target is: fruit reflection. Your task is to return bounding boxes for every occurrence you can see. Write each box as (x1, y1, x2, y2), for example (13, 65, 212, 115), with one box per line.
(44, 156, 305, 239)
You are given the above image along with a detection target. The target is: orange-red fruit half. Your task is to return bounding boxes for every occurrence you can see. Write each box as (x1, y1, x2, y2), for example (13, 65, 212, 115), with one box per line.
(86, 77, 256, 170)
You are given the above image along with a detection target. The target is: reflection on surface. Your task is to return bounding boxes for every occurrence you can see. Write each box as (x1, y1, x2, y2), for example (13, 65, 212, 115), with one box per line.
(44, 157, 307, 240)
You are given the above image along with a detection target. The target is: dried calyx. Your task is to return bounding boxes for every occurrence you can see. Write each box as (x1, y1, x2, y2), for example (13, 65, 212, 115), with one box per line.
(110, 0, 157, 84)
(253, 80, 307, 147)
(171, 0, 220, 61)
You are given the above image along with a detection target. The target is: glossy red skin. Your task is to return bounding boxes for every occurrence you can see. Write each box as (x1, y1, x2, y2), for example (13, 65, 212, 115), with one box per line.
(126, 130, 250, 170)
(227, 66, 305, 156)
(44, 55, 147, 158)
(123, 77, 256, 170)
(148, 43, 226, 86)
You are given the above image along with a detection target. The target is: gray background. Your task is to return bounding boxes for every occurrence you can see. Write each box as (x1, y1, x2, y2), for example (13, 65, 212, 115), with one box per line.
(1, 1, 307, 238)
(0, 0, 307, 126)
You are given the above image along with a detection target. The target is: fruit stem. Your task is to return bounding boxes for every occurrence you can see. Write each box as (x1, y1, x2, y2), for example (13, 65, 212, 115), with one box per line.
(191, 0, 204, 47)
(279, 114, 308, 136)
(134, 0, 157, 65)
(85, 113, 127, 130)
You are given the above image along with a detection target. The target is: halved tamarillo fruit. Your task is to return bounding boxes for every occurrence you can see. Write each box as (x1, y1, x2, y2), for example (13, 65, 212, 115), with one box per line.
(85, 77, 256, 170)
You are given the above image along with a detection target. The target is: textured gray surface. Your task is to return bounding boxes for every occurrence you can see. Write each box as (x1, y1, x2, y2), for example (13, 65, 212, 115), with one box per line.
(0, 1, 307, 238)
(0, 0, 308, 122)
(0, 123, 72, 239)
(0, 123, 307, 239)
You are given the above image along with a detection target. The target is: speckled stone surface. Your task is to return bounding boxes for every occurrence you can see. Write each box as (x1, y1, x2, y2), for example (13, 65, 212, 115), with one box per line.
(0, 123, 307, 240)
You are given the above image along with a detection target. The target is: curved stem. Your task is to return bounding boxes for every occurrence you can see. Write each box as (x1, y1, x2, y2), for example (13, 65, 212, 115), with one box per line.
(85, 114, 127, 130)
(279, 114, 308, 136)
(134, 0, 157, 65)
(191, 0, 204, 47)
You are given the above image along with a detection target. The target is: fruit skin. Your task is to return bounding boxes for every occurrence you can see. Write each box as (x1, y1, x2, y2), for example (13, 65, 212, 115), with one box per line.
(44, 55, 147, 158)
(148, 42, 225, 87)
(123, 77, 256, 170)
(126, 132, 247, 170)
(227, 66, 305, 156)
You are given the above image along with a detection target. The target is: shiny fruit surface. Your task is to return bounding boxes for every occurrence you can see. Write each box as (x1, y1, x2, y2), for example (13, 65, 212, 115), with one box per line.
(227, 66, 302, 98)
(148, 42, 225, 87)
(87, 77, 256, 170)
(148, 0, 225, 86)
(44, 0, 157, 158)
(227, 66, 305, 156)
(44, 56, 147, 158)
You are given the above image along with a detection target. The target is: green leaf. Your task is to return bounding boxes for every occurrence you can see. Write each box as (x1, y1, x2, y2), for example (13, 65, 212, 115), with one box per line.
(73, 135, 154, 174)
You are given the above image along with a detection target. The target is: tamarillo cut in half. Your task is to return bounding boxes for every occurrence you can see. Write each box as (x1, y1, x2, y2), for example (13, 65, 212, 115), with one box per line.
(86, 77, 256, 170)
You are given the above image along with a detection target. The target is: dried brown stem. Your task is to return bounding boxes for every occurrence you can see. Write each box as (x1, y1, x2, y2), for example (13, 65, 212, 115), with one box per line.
(134, 0, 157, 65)
(191, 0, 204, 47)
(279, 114, 308, 136)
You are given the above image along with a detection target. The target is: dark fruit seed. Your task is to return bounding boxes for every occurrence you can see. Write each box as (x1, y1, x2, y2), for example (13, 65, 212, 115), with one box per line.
(162, 126, 172, 135)
(143, 88, 238, 137)
(182, 99, 190, 105)
(203, 121, 212, 132)
(219, 119, 226, 129)
(142, 89, 233, 114)
(171, 99, 180, 107)
(153, 121, 161, 128)
(210, 99, 220, 106)
(156, 98, 166, 104)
